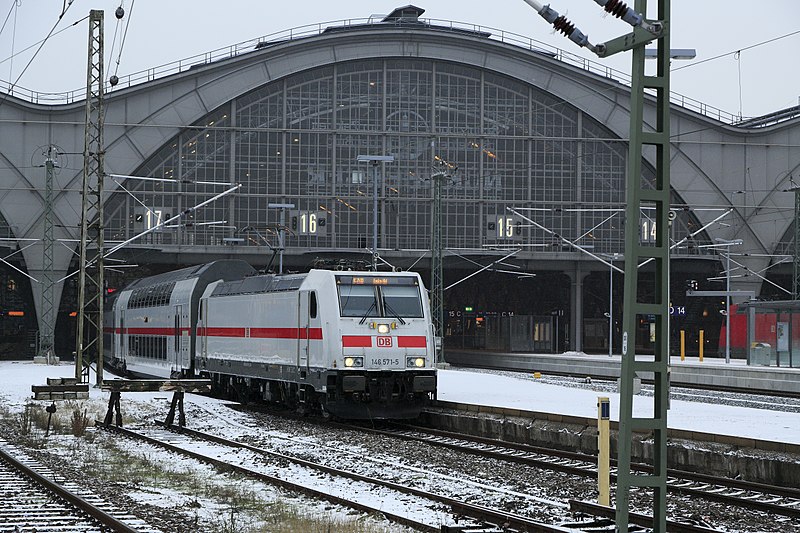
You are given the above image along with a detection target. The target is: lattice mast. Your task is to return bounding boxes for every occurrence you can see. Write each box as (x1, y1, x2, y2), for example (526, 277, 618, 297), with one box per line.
(611, 2, 671, 531)
(38, 147, 57, 361)
(794, 186, 800, 299)
(521, 1, 670, 530)
(75, 10, 105, 386)
(430, 164, 447, 362)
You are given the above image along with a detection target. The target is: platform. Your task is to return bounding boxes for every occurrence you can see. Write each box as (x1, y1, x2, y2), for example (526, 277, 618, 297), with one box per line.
(444, 350, 800, 395)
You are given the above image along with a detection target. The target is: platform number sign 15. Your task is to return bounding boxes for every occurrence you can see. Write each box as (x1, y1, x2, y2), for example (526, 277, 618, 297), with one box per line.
(487, 214, 522, 241)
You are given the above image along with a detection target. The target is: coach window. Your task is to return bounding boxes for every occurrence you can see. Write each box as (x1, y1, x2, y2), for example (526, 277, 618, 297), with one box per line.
(310, 292, 318, 318)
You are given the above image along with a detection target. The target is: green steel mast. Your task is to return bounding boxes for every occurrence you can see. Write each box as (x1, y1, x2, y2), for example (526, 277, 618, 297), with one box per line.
(522, 1, 670, 529)
(76, 9, 106, 386)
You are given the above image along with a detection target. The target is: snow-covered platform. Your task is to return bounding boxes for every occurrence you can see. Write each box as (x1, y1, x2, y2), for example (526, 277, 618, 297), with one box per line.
(3, 359, 797, 448)
(445, 349, 800, 395)
(435, 367, 800, 448)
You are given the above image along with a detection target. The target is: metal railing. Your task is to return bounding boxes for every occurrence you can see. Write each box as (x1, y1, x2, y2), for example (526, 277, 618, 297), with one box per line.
(1, 16, 746, 124)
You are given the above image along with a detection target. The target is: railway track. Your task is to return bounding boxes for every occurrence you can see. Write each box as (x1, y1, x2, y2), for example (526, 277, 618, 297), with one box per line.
(368, 423, 800, 520)
(0, 439, 158, 533)
(99, 420, 689, 533)
(229, 403, 787, 531)
(231, 402, 800, 524)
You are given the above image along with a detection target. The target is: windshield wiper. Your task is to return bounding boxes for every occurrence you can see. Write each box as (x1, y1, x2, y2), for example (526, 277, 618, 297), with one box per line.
(359, 300, 377, 324)
(383, 301, 407, 325)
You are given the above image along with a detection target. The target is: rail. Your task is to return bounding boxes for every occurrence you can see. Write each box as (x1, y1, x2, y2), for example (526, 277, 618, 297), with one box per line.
(0, 442, 142, 532)
(102, 421, 579, 532)
(0, 15, 750, 125)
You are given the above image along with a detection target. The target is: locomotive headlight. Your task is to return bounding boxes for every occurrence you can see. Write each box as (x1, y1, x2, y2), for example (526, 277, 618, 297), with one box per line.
(344, 356, 363, 368)
(407, 357, 425, 368)
(377, 323, 391, 334)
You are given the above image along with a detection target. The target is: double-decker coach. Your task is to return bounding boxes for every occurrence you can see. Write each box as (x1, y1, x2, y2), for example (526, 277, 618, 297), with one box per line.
(107, 260, 256, 378)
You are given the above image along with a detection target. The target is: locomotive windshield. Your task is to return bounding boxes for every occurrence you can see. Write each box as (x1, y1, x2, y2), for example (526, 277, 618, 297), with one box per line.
(337, 275, 424, 318)
(338, 284, 379, 317)
(381, 286, 423, 318)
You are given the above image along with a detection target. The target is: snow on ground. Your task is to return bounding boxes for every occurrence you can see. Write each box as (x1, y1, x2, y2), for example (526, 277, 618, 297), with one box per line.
(0, 360, 417, 531)
(1, 359, 797, 447)
(437, 368, 800, 445)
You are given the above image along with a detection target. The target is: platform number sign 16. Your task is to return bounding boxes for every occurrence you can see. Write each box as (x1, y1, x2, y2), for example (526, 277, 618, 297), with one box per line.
(290, 210, 327, 236)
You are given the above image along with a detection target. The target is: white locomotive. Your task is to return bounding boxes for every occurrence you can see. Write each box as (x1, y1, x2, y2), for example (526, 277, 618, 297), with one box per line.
(105, 260, 437, 418)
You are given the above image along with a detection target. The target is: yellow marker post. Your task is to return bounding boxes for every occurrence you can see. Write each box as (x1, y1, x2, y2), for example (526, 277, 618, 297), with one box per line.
(699, 329, 704, 362)
(597, 396, 610, 507)
(680, 330, 685, 361)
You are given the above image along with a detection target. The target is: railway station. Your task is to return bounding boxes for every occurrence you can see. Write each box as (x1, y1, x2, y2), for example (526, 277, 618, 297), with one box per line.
(0, 4, 798, 363)
(1, 3, 800, 532)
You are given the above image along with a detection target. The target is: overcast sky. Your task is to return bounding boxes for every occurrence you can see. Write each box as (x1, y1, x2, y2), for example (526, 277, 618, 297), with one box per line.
(1, 1, 798, 118)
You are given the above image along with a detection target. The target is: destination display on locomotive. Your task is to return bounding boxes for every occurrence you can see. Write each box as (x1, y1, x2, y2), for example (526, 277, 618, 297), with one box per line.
(337, 275, 419, 286)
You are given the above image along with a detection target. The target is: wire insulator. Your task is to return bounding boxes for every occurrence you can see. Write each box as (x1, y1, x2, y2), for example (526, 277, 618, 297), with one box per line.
(604, 0, 630, 18)
(552, 16, 576, 37)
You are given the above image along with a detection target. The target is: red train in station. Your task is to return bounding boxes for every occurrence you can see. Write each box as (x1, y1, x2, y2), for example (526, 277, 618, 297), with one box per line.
(719, 303, 798, 361)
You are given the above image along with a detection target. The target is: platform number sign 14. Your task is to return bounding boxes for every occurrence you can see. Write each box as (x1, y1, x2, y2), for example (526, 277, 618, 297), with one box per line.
(641, 219, 657, 243)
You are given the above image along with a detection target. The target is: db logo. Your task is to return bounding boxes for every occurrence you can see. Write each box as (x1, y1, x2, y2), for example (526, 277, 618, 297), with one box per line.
(377, 336, 393, 347)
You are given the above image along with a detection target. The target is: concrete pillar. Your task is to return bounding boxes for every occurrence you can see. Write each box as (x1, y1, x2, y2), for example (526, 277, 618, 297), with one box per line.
(569, 266, 589, 353)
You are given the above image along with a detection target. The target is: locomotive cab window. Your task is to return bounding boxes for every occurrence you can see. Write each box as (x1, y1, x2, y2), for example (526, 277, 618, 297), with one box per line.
(337, 276, 424, 318)
(382, 285, 423, 318)
(309, 291, 318, 318)
(338, 285, 379, 318)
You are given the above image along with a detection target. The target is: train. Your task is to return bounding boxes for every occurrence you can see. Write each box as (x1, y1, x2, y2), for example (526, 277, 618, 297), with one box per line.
(104, 260, 438, 419)
(719, 303, 796, 362)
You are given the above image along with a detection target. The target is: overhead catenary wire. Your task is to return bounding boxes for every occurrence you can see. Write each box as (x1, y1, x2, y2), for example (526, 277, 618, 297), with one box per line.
(721, 251, 791, 296)
(108, 0, 134, 84)
(8, 0, 18, 81)
(0, 10, 791, 257)
(0, 16, 85, 69)
(113, 0, 134, 80)
(0, 1, 16, 38)
(55, 183, 243, 285)
(0, 241, 39, 282)
(673, 28, 800, 72)
(0, 0, 76, 110)
(107, 2, 124, 74)
(507, 206, 624, 273)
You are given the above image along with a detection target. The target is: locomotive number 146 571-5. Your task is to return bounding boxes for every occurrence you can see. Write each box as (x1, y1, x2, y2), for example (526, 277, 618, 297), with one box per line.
(371, 358, 400, 366)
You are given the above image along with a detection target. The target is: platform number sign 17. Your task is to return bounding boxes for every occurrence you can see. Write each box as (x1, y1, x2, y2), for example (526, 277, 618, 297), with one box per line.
(136, 208, 170, 231)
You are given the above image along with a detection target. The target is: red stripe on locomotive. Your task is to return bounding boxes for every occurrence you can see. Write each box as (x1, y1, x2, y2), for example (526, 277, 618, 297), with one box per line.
(397, 336, 427, 348)
(249, 327, 323, 340)
(342, 335, 372, 347)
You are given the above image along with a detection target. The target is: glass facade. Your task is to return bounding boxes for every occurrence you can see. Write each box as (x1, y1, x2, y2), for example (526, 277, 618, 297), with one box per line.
(104, 58, 702, 260)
